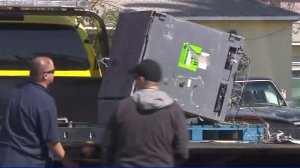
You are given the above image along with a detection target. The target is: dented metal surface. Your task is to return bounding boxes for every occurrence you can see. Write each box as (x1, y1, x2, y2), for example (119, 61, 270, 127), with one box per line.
(98, 11, 245, 123)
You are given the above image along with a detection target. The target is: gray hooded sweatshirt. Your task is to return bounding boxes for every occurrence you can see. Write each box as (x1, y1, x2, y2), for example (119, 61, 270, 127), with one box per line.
(102, 89, 189, 166)
(131, 89, 174, 110)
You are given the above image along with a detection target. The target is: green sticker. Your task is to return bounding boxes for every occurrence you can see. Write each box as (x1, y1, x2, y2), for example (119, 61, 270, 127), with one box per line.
(178, 43, 202, 71)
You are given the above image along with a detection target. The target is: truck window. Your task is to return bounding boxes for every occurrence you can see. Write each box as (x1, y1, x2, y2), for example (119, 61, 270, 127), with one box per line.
(0, 23, 89, 70)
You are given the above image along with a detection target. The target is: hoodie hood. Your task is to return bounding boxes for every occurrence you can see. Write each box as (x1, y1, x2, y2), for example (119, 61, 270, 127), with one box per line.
(131, 89, 174, 110)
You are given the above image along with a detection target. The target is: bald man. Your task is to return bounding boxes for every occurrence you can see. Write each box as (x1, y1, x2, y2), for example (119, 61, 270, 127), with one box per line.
(30, 56, 55, 87)
(0, 56, 76, 166)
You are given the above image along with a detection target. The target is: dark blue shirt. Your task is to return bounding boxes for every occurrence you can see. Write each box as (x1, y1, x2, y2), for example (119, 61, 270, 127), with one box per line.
(0, 80, 60, 165)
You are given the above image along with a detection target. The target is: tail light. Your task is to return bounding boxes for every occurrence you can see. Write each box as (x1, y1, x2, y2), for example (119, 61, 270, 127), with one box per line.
(239, 115, 259, 119)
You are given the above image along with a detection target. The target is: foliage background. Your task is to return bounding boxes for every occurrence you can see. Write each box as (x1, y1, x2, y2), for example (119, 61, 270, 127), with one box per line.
(90, 0, 120, 28)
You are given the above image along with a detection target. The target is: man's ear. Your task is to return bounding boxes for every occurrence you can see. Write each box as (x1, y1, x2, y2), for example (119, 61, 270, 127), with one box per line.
(42, 73, 48, 80)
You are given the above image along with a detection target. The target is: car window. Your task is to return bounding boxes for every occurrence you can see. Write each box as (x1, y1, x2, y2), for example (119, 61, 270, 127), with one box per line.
(234, 81, 287, 107)
(265, 86, 278, 104)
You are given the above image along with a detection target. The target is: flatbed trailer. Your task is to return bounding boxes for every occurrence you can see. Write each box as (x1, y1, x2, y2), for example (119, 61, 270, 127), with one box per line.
(57, 142, 300, 166)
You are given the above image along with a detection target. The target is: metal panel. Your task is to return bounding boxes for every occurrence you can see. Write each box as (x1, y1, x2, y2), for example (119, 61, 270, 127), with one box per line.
(98, 11, 154, 99)
(140, 12, 243, 121)
(97, 11, 154, 125)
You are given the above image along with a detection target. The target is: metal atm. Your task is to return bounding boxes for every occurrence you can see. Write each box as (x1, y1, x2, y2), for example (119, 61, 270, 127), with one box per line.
(98, 10, 244, 124)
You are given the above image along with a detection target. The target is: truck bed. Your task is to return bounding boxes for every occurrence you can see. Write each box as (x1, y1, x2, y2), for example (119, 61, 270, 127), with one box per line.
(187, 142, 300, 166)
(56, 141, 300, 166)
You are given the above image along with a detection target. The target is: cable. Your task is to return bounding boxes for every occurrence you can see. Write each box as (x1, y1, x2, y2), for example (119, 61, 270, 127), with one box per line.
(226, 50, 280, 142)
(245, 24, 293, 41)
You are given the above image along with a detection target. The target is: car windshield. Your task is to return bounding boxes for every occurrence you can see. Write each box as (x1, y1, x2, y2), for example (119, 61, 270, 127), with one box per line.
(234, 80, 287, 107)
(0, 23, 89, 70)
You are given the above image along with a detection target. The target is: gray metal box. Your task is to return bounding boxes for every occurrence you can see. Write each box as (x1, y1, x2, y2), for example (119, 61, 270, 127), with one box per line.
(98, 11, 244, 122)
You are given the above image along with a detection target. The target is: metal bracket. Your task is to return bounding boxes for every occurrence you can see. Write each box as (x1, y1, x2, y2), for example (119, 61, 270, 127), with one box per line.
(99, 57, 115, 68)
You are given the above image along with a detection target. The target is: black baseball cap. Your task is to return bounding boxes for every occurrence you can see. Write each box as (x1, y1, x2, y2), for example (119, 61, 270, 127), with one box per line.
(130, 59, 162, 82)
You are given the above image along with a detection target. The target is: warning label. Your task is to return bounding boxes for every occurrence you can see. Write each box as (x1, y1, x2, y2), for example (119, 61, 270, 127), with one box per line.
(178, 43, 202, 71)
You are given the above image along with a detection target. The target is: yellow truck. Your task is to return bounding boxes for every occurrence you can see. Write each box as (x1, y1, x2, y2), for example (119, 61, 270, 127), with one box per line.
(0, 0, 109, 165)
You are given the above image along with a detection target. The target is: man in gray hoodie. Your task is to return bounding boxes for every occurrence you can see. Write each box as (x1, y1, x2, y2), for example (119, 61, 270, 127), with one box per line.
(102, 59, 189, 166)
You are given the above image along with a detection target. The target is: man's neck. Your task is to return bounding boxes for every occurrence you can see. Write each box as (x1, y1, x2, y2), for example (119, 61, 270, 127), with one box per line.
(145, 85, 159, 90)
(32, 79, 48, 88)
(39, 82, 48, 88)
